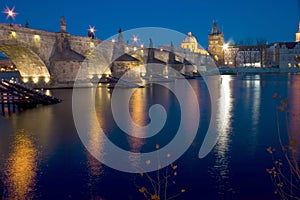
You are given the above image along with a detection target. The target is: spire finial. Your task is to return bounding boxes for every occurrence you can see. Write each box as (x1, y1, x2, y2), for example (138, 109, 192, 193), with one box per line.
(170, 41, 174, 51)
(149, 38, 153, 48)
(118, 28, 123, 43)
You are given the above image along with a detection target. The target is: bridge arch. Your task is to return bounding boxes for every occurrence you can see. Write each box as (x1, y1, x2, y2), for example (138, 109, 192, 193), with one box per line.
(0, 39, 50, 83)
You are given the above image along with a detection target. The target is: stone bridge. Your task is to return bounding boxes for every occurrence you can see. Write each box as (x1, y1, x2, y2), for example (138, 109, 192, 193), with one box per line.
(0, 20, 104, 86)
(0, 19, 213, 87)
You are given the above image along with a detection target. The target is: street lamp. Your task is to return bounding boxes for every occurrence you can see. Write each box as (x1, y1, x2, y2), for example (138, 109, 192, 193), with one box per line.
(222, 43, 229, 51)
(3, 6, 18, 20)
(88, 26, 96, 39)
(222, 43, 229, 66)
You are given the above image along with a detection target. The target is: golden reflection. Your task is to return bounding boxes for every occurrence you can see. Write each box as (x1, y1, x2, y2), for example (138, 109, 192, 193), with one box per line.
(3, 132, 37, 200)
(86, 119, 104, 177)
(45, 89, 51, 96)
(128, 89, 146, 153)
(87, 88, 105, 176)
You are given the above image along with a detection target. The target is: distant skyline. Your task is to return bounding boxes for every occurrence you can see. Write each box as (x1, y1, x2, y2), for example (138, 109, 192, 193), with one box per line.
(0, 0, 299, 48)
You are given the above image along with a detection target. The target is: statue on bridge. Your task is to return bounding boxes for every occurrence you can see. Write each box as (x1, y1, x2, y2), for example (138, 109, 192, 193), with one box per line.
(60, 16, 67, 32)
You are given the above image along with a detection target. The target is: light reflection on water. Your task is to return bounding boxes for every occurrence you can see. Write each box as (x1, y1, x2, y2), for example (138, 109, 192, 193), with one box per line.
(127, 89, 146, 166)
(243, 75, 262, 156)
(209, 75, 234, 195)
(3, 131, 38, 200)
(1, 74, 300, 199)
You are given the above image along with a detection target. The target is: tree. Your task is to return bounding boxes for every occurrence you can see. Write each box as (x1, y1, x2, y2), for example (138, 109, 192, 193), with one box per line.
(267, 96, 300, 199)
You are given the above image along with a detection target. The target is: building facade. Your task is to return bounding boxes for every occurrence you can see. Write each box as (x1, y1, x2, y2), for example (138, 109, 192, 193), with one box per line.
(224, 45, 267, 68)
(267, 42, 300, 69)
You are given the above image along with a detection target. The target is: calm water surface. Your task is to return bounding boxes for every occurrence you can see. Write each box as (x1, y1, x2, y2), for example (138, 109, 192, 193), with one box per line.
(0, 74, 300, 200)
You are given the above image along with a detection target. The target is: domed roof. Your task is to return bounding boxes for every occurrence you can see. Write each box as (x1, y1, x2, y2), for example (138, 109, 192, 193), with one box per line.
(182, 32, 197, 44)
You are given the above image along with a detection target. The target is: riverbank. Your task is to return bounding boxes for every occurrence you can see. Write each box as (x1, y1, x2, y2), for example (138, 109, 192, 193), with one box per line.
(207, 67, 300, 75)
(3, 67, 300, 89)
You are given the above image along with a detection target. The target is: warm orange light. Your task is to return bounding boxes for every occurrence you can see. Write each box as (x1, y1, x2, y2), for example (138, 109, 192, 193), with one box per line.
(44, 77, 50, 83)
(23, 78, 29, 83)
(296, 32, 300, 42)
(11, 31, 16, 38)
(32, 77, 39, 83)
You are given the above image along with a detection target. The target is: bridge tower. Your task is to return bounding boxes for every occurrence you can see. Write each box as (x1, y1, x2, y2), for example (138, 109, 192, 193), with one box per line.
(208, 22, 225, 66)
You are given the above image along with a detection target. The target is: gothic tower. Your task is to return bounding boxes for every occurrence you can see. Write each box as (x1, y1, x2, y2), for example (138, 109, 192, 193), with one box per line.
(296, 21, 300, 42)
(208, 22, 225, 66)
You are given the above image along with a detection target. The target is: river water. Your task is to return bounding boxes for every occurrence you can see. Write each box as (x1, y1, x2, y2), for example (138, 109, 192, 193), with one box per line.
(0, 74, 299, 200)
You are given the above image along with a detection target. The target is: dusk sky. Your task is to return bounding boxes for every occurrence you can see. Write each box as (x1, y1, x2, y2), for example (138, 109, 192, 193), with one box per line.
(1, 0, 299, 48)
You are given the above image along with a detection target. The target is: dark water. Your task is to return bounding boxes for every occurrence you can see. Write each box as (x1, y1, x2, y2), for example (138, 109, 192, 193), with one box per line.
(0, 74, 299, 200)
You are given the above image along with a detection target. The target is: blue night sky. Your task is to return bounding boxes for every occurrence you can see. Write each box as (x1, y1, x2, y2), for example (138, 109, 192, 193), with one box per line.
(0, 0, 299, 48)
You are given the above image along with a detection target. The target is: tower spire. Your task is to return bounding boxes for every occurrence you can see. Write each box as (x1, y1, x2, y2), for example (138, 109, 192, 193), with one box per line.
(296, 21, 300, 42)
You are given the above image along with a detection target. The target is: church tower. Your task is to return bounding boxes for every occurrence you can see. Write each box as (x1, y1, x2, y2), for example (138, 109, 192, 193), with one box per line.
(296, 21, 300, 42)
(208, 22, 225, 66)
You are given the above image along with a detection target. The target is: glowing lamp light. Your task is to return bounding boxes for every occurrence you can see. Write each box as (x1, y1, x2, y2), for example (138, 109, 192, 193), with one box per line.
(132, 35, 139, 44)
(10, 31, 16, 38)
(3, 6, 18, 20)
(23, 78, 29, 83)
(89, 26, 95, 33)
(112, 38, 116, 43)
(222, 43, 229, 51)
(90, 42, 95, 48)
(33, 77, 39, 84)
(34, 35, 40, 41)
(44, 77, 50, 83)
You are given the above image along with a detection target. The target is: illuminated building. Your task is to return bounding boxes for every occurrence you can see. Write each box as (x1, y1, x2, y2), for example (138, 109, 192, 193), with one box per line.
(208, 22, 225, 66)
(181, 32, 208, 54)
(296, 21, 300, 42)
(267, 42, 300, 68)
